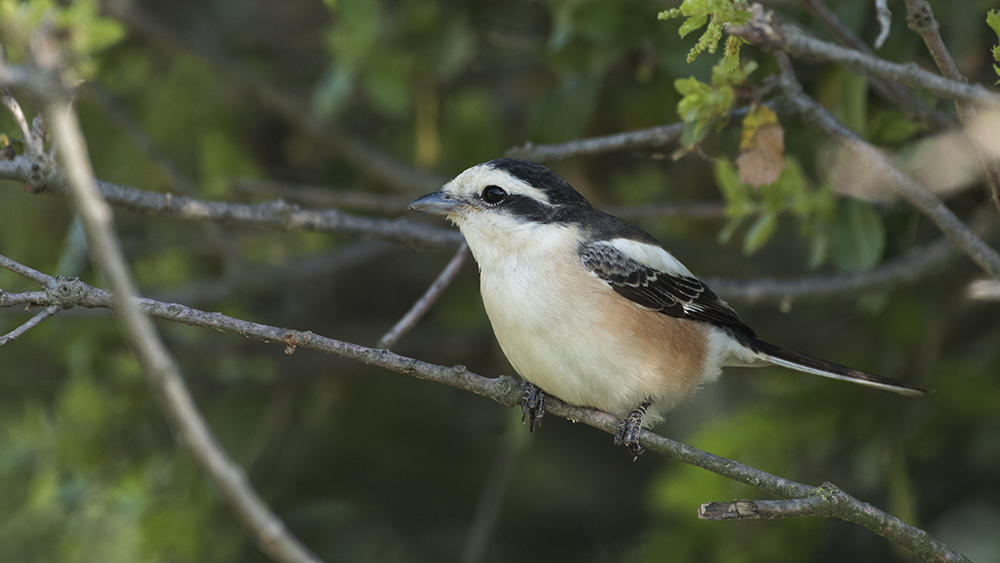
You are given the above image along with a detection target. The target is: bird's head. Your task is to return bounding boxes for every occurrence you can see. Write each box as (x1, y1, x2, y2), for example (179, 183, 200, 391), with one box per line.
(408, 159, 591, 232)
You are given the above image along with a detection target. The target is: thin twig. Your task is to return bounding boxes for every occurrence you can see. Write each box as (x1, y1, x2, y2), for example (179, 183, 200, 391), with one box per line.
(30, 41, 324, 563)
(800, 0, 952, 130)
(0, 86, 42, 155)
(506, 123, 684, 162)
(0, 155, 462, 249)
(0, 260, 971, 563)
(705, 234, 959, 302)
(86, 83, 198, 195)
(0, 253, 56, 284)
(902, 0, 1000, 211)
(378, 241, 469, 349)
(873, 0, 892, 49)
(0, 304, 59, 346)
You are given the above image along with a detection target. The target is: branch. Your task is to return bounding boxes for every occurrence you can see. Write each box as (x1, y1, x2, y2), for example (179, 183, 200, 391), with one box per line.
(378, 241, 470, 349)
(784, 88, 1000, 278)
(800, 0, 953, 131)
(8, 36, 325, 563)
(0, 260, 970, 563)
(749, 48, 1000, 278)
(699, 495, 831, 520)
(902, 0, 1000, 212)
(506, 123, 683, 162)
(705, 234, 959, 302)
(0, 304, 59, 347)
(0, 151, 462, 250)
(726, 7, 1000, 107)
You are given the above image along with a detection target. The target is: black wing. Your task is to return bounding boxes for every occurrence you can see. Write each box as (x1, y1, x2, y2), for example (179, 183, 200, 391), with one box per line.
(579, 241, 758, 344)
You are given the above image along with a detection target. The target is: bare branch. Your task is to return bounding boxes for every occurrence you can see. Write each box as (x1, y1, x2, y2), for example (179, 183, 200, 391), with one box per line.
(965, 278, 1000, 301)
(21, 37, 325, 563)
(0, 258, 972, 563)
(800, 0, 952, 130)
(706, 234, 959, 302)
(0, 252, 57, 285)
(0, 304, 59, 347)
(506, 123, 683, 162)
(902, 0, 1000, 212)
(873, 0, 892, 49)
(86, 83, 198, 195)
(0, 153, 462, 249)
(726, 8, 1000, 107)
(378, 242, 469, 349)
(0, 86, 43, 155)
(699, 495, 831, 520)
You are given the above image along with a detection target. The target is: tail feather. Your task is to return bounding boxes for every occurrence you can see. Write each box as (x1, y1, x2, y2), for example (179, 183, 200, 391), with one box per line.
(751, 340, 927, 397)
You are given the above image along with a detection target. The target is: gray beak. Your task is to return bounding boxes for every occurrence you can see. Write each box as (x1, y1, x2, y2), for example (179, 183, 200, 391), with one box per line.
(408, 190, 467, 216)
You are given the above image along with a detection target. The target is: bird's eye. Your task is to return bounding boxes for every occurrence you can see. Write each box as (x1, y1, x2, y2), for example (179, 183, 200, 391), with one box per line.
(481, 185, 507, 204)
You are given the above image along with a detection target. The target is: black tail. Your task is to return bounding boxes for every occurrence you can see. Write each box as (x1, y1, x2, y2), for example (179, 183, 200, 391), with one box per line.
(751, 340, 927, 397)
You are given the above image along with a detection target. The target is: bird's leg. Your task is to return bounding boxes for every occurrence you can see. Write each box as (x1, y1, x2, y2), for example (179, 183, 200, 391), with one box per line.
(521, 382, 546, 432)
(614, 401, 651, 457)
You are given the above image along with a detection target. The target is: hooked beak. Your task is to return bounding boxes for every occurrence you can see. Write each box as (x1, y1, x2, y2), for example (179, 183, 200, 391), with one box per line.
(408, 190, 468, 216)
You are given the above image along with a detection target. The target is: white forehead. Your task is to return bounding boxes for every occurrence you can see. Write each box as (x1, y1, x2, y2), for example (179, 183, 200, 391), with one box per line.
(444, 163, 551, 204)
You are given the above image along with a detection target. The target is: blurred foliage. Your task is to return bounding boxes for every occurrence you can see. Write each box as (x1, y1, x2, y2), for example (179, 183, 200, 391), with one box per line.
(0, 0, 999, 562)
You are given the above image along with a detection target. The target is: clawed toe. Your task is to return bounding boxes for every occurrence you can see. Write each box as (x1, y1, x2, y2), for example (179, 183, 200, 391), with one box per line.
(521, 383, 546, 432)
(614, 401, 651, 457)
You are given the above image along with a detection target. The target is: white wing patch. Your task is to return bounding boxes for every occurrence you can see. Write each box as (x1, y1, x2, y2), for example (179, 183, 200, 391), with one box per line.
(594, 238, 694, 278)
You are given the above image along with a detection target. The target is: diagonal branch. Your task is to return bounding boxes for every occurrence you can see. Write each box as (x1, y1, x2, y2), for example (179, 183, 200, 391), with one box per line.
(902, 0, 1000, 211)
(16, 34, 325, 563)
(0, 258, 971, 563)
(0, 304, 60, 346)
(800, 0, 953, 131)
(378, 241, 470, 349)
(771, 68, 1000, 278)
(726, 8, 1000, 107)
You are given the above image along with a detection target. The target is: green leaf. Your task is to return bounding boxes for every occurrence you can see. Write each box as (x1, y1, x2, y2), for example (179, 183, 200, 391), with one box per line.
(829, 199, 886, 272)
(677, 13, 707, 38)
(743, 211, 778, 254)
(713, 158, 748, 212)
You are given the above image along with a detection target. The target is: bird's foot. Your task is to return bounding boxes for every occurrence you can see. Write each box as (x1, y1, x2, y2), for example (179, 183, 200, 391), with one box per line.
(614, 401, 651, 458)
(521, 383, 546, 432)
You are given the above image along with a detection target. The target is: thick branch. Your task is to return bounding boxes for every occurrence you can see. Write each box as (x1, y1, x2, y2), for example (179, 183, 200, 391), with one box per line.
(0, 265, 970, 563)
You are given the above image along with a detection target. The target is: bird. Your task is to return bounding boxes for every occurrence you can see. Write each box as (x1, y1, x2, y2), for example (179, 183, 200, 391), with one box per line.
(408, 158, 926, 455)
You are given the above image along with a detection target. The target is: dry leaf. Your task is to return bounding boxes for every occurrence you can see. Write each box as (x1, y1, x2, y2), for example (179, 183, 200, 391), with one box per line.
(736, 123, 786, 187)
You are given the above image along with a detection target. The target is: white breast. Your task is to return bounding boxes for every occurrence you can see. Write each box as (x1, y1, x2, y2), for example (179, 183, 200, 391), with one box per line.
(456, 217, 726, 422)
